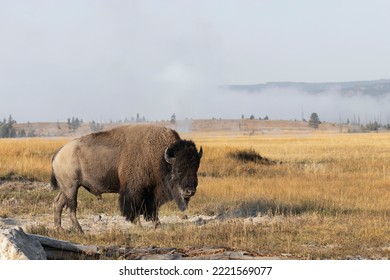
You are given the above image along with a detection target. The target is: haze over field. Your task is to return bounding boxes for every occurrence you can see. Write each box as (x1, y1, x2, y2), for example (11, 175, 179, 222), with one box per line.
(1, 1, 390, 123)
(227, 80, 390, 123)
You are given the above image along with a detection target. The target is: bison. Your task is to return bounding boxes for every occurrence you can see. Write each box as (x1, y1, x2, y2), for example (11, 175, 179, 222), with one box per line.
(50, 125, 203, 233)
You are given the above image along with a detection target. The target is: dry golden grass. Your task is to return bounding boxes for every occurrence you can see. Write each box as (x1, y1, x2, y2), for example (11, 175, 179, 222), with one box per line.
(1, 132, 390, 259)
(0, 138, 68, 181)
(190, 133, 390, 213)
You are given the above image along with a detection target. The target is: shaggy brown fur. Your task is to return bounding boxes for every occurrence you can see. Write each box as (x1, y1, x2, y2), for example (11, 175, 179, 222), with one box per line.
(51, 125, 202, 233)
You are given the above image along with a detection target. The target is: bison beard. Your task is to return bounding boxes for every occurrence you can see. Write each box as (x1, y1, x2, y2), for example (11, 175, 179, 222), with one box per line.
(170, 184, 191, 212)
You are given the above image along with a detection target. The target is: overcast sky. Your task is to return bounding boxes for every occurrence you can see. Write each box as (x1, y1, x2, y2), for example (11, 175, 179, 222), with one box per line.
(1, 0, 390, 123)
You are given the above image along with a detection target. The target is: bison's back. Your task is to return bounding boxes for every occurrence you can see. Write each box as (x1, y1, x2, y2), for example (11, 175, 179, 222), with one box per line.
(52, 125, 180, 194)
(82, 125, 180, 189)
(81, 124, 180, 146)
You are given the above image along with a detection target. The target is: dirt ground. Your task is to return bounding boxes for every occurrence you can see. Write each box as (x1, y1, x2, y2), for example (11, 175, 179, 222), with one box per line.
(1, 180, 289, 260)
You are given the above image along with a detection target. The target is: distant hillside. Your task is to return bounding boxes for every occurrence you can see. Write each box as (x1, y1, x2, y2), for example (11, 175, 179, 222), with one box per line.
(11, 119, 351, 138)
(227, 79, 390, 97)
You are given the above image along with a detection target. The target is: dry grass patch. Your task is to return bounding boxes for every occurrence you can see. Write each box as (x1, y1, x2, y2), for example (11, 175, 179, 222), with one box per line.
(0, 138, 68, 181)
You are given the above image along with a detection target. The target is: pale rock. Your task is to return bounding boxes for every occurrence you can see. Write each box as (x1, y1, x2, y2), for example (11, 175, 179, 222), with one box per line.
(0, 224, 46, 260)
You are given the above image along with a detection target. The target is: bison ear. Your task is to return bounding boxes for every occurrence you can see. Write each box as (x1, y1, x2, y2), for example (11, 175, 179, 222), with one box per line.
(198, 146, 203, 159)
(164, 148, 176, 165)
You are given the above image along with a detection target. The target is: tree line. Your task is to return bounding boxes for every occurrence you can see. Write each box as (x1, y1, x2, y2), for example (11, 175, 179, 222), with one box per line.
(0, 116, 37, 137)
(1, 113, 390, 138)
(0, 113, 150, 138)
(0, 115, 102, 138)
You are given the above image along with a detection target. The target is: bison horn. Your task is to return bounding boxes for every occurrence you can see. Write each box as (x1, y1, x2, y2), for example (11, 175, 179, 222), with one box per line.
(198, 146, 203, 159)
(164, 148, 175, 164)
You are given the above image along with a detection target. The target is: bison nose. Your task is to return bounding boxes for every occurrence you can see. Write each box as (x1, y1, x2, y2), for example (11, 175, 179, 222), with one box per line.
(185, 189, 196, 197)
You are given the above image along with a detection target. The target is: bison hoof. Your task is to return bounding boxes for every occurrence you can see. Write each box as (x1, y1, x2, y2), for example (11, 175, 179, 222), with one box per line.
(130, 217, 143, 227)
(54, 225, 65, 233)
(70, 226, 84, 234)
(153, 220, 161, 229)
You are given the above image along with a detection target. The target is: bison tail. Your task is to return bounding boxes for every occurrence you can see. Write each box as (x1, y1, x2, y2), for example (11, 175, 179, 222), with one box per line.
(50, 149, 61, 190)
(50, 171, 59, 190)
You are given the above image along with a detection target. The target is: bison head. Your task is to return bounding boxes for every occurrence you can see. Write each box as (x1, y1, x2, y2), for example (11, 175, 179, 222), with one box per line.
(164, 140, 203, 211)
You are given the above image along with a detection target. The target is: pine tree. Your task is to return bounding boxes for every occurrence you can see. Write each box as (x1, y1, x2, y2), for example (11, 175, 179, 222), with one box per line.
(0, 115, 16, 138)
(170, 113, 176, 124)
(308, 113, 321, 129)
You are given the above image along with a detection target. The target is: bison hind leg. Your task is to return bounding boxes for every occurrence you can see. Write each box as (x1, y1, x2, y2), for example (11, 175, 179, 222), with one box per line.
(53, 191, 67, 230)
(53, 190, 83, 233)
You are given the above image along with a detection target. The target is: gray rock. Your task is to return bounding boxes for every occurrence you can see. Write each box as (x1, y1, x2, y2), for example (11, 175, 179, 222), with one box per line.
(194, 217, 207, 226)
(0, 226, 47, 260)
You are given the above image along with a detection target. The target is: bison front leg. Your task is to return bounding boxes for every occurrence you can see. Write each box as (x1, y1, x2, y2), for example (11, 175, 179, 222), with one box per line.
(143, 198, 161, 228)
(119, 188, 143, 225)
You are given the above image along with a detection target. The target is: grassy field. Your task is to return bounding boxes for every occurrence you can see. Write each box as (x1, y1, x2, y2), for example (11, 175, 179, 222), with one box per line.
(1, 132, 390, 259)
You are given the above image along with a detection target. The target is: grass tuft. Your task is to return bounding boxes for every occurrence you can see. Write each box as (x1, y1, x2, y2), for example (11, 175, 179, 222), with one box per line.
(228, 148, 279, 165)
